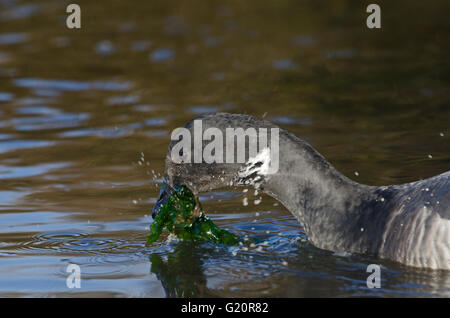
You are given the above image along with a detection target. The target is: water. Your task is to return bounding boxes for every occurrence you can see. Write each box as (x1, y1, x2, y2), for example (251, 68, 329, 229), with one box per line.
(0, 0, 449, 297)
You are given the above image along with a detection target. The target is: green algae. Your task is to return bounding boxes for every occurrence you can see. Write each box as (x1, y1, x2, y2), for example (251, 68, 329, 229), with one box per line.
(147, 185, 239, 245)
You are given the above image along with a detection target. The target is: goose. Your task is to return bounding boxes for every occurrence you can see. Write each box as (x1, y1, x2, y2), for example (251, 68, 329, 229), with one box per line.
(151, 113, 450, 270)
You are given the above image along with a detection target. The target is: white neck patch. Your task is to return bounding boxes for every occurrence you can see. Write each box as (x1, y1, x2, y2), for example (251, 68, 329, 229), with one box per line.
(238, 147, 272, 184)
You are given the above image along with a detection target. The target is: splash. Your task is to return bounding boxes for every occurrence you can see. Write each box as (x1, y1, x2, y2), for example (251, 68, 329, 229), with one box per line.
(147, 185, 239, 245)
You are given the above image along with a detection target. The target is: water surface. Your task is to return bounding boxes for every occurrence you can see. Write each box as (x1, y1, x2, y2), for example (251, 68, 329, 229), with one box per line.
(0, 0, 449, 297)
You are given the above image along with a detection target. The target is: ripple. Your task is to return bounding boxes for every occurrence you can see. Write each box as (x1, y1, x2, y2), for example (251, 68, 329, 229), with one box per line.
(132, 104, 158, 112)
(14, 96, 56, 106)
(36, 231, 87, 241)
(29, 231, 145, 257)
(150, 48, 175, 62)
(10, 231, 88, 253)
(95, 40, 116, 56)
(0, 33, 28, 45)
(60, 127, 130, 138)
(55, 252, 147, 279)
(9, 109, 90, 131)
(0, 92, 13, 102)
(190, 105, 220, 114)
(14, 78, 133, 92)
(0, 3, 39, 22)
(142, 130, 169, 137)
(0, 191, 27, 208)
(107, 95, 140, 105)
(0, 162, 68, 179)
(31, 232, 100, 252)
(270, 116, 312, 126)
(0, 133, 13, 140)
(0, 140, 54, 154)
(14, 106, 61, 115)
(61, 237, 125, 252)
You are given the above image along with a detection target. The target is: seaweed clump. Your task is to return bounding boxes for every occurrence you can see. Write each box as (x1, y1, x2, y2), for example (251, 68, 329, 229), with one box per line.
(147, 185, 239, 245)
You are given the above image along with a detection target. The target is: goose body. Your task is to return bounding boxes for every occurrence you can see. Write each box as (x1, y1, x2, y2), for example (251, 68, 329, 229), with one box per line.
(370, 173, 449, 269)
(153, 113, 450, 270)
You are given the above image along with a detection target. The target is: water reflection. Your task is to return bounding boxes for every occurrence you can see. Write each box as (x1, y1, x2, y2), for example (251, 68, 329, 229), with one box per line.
(0, 92, 13, 102)
(190, 105, 220, 114)
(0, 33, 28, 45)
(14, 78, 133, 92)
(0, 140, 54, 154)
(95, 41, 116, 57)
(107, 95, 140, 106)
(0, 162, 67, 179)
(150, 242, 207, 297)
(150, 48, 175, 62)
(0, 3, 38, 22)
(9, 112, 89, 131)
(149, 236, 450, 297)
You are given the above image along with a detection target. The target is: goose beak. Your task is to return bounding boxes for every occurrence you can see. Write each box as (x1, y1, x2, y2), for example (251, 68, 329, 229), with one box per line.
(151, 183, 175, 219)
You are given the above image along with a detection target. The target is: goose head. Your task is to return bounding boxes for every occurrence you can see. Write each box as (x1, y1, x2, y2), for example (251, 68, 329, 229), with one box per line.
(151, 113, 280, 218)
